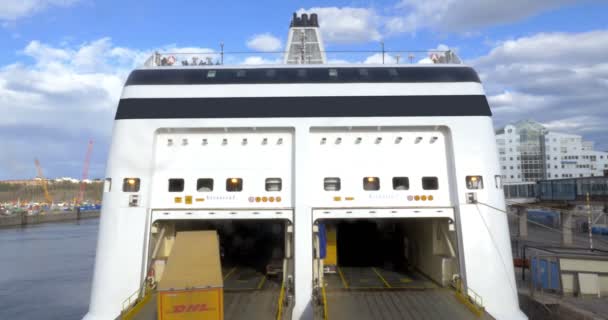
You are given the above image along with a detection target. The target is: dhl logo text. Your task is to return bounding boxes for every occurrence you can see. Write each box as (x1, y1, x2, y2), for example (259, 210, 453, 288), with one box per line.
(169, 304, 215, 313)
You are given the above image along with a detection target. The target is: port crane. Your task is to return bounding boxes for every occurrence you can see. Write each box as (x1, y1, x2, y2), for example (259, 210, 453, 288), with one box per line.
(34, 158, 53, 210)
(78, 140, 94, 204)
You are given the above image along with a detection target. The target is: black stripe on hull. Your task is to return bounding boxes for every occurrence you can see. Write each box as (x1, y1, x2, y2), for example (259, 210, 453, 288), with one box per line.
(115, 95, 491, 120)
(125, 67, 481, 86)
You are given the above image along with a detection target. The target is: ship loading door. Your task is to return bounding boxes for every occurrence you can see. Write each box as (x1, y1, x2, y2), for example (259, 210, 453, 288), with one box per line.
(312, 213, 491, 320)
(129, 218, 294, 320)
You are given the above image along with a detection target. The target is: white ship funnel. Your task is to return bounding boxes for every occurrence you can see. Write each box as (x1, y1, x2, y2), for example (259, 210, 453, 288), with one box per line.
(284, 12, 327, 64)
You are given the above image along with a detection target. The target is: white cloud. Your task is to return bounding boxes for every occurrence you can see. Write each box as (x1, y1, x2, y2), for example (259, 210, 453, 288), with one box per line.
(246, 33, 282, 52)
(542, 116, 606, 134)
(241, 56, 281, 65)
(294, 2, 577, 43)
(0, 0, 80, 21)
(363, 53, 397, 64)
(1, 39, 134, 128)
(0, 38, 144, 178)
(297, 7, 382, 44)
(471, 30, 608, 149)
(0, 38, 285, 179)
(391, 0, 577, 32)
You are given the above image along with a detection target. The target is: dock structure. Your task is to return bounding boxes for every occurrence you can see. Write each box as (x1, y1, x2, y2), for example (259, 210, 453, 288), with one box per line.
(505, 177, 608, 319)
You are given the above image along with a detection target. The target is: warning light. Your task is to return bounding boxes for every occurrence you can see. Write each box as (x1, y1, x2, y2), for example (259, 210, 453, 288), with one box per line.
(226, 178, 243, 192)
(122, 178, 140, 192)
(262, 197, 268, 202)
(421, 195, 427, 201)
(414, 195, 420, 201)
(276, 196, 282, 202)
(466, 176, 483, 190)
(363, 177, 380, 191)
(428, 195, 434, 201)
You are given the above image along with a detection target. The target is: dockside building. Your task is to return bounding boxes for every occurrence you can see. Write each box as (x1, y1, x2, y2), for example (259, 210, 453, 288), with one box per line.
(496, 120, 608, 183)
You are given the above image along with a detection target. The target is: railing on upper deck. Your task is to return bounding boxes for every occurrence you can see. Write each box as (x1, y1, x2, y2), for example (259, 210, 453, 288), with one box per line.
(143, 49, 463, 67)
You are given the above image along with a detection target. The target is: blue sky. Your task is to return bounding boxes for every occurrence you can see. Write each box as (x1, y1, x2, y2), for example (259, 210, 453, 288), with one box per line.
(1, 0, 608, 179)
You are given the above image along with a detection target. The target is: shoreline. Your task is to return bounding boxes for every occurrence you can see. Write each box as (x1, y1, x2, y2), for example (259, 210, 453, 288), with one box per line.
(0, 210, 100, 228)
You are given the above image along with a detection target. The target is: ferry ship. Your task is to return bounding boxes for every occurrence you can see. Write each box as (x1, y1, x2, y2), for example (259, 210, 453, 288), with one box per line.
(83, 13, 526, 320)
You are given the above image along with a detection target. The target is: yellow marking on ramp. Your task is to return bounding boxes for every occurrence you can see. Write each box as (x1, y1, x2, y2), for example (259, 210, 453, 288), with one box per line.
(276, 282, 285, 320)
(400, 277, 413, 283)
(257, 275, 267, 289)
(455, 290, 484, 317)
(372, 267, 392, 288)
(223, 267, 237, 280)
(121, 291, 152, 320)
(322, 285, 329, 320)
(337, 267, 349, 289)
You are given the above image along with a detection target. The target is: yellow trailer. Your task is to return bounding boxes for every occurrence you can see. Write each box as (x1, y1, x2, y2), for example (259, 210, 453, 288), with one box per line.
(156, 231, 224, 320)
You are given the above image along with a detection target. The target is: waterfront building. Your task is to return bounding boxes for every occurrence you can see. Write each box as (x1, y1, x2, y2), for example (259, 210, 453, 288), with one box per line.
(496, 120, 608, 183)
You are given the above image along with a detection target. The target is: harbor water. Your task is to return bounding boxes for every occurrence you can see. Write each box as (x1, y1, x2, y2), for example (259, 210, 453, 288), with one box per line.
(0, 219, 98, 320)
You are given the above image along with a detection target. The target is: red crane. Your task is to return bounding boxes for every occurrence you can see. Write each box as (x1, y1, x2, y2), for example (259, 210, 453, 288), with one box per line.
(78, 140, 94, 204)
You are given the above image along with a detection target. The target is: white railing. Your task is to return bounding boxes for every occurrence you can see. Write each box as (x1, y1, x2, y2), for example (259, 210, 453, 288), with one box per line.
(143, 49, 462, 67)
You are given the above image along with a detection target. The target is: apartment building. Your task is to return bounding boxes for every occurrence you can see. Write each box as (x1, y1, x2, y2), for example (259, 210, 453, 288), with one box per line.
(496, 120, 608, 183)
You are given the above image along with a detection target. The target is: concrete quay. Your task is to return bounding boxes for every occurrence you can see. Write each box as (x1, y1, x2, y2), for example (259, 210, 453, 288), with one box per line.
(0, 210, 100, 228)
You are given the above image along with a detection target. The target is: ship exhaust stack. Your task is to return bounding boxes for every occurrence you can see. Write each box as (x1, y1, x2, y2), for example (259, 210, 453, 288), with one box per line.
(284, 12, 326, 64)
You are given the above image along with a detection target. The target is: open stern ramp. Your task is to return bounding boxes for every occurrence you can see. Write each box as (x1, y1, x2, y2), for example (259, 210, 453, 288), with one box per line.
(323, 289, 487, 320)
(124, 268, 285, 320)
(317, 267, 492, 320)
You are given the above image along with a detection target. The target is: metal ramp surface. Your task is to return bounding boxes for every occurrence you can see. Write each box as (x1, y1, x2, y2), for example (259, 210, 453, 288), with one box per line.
(126, 267, 282, 320)
(324, 289, 481, 320)
(319, 267, 492, 320)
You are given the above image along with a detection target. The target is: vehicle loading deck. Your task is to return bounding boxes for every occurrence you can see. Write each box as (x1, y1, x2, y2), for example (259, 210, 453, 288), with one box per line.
(318, 266, 492, 320)
(126, 266, 283, 320)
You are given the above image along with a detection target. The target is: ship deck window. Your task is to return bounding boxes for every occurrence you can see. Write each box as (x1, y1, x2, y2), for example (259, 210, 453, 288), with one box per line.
(197, 178, 214, 192)
(226, 178, 243, 192)
(392, 177, 409, 190)
(236, 70, 246, 78)
(207, 70, 216, 78)
(363, 177, 380, 191)
(265, 178, 282, 191)
(122, 178, 139, 192)
(324, 177, 341, 191)
(168, 178, 184, 192)
(422, 177, 439, 190)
